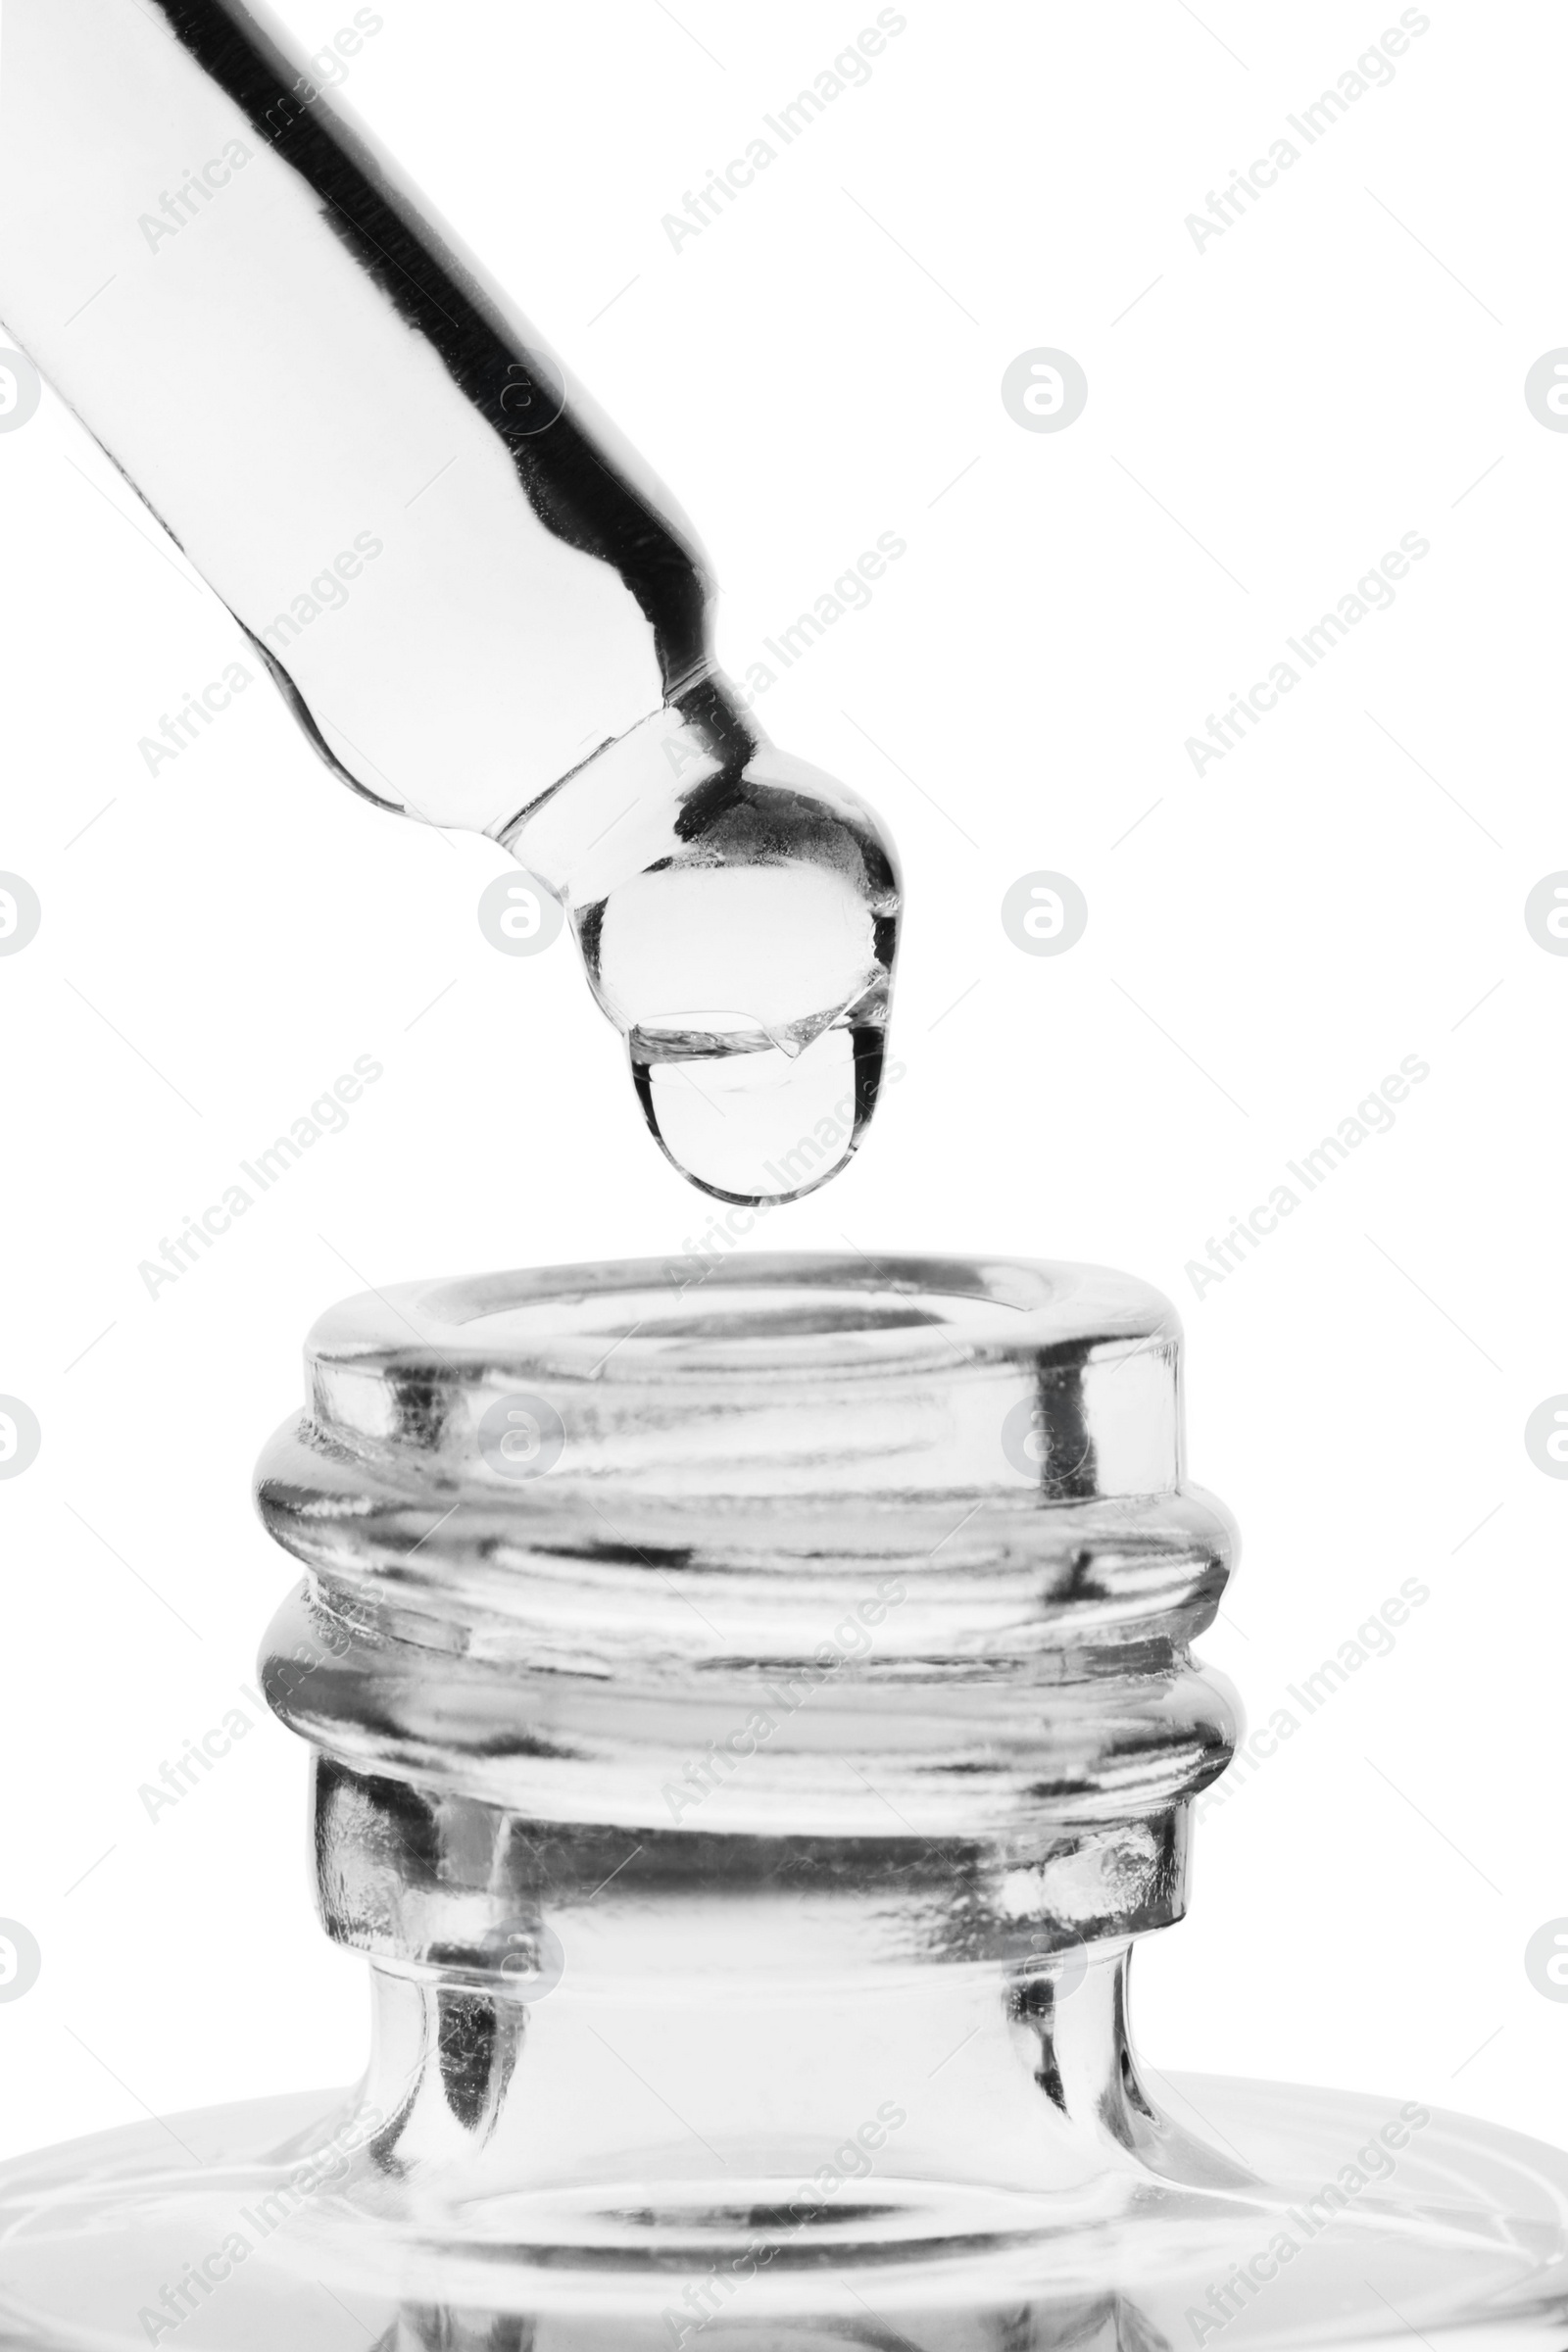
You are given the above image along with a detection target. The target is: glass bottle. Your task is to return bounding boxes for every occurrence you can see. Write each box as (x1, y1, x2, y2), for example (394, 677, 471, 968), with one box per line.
(1, 1250, 1563, 2349)
(0, 0, 901, 1202)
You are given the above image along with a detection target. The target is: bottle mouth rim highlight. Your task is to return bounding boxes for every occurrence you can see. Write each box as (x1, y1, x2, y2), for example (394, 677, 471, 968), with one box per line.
(300, 1250, 1176, 1392)
(269, 1250, 1188, 1505)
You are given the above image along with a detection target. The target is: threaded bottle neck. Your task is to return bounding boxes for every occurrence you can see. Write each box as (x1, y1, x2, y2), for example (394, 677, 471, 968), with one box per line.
(255, 1255, 1239, 1966)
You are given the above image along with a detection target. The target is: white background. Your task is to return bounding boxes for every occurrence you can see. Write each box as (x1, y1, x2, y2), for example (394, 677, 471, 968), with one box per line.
(1, 0, 1565, 2167)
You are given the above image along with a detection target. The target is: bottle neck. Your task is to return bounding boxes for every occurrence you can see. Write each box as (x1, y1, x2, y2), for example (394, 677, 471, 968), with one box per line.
(322, 1762, 1248, 2256)
(362, 1935, 1151, 2213)
(248, 1253, 1245, 2334)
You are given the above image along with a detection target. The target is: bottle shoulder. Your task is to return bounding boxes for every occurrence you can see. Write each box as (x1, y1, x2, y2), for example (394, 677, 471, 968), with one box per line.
(2, 2072, 1564, 2350)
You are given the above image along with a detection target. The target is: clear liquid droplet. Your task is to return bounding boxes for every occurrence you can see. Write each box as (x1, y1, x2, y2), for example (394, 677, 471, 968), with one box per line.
(633, 1024, 884, 1204)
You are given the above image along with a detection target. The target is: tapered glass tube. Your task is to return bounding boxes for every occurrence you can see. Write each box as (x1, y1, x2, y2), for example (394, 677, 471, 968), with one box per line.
(0, 0, 901, 1200)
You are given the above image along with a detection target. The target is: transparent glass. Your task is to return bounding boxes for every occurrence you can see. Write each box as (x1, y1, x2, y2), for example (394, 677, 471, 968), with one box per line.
(2, 1254, 1564, 2351)
(0, 1, 901, 1201)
